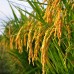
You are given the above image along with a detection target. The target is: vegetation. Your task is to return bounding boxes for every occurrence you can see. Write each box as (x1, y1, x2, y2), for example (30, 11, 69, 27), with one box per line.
(0, 0, 74, 74)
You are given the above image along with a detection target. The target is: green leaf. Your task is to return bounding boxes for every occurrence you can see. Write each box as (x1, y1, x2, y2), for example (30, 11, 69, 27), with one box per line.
(8, 0, 18, 22)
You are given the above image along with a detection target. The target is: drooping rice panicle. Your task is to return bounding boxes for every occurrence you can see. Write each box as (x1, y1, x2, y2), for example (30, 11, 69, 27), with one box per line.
(24, 33, 27, 46)
(10, 36, 14, 49)
(27, 21, 34, 64)
(43, 5, 52, 24)
(54, 7, 62, 46)
(41, 27, 54, 74)
(15, 26, 23, 41)
(18, 37, 23, 53)
(33, 22, 44, 61)
(52, 0, 60, 8)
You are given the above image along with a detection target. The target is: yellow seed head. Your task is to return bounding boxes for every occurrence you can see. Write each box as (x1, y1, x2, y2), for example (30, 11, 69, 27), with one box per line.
(66, 25, 71, 40)
(24, 34, 27, 46)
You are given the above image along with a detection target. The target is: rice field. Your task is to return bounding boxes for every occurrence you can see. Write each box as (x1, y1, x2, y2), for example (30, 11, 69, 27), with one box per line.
(0, 0, 74, 74)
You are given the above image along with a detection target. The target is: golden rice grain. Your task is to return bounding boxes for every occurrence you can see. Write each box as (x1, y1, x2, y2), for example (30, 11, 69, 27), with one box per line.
(52, 0, 60, 8)
(10, 36, 14, 49)
(34, 32, 42, 60)
(28, 47, 33, 64)
(24, 34, 27, 46)
(32, 28, 38, 41)
(43, 0, 47, 3)
(15, 39, 18, 49)
(43, 5, 52, 24)
(15, 36, 22, 53)
(15, 26, 23, 41)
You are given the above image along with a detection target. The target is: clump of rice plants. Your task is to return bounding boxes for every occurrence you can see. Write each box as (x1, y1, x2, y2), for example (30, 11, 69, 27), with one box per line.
(1, 0, 74, 74)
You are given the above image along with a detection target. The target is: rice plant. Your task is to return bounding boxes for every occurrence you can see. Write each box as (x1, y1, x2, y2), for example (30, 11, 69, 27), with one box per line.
(0, 0, 74, 74)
